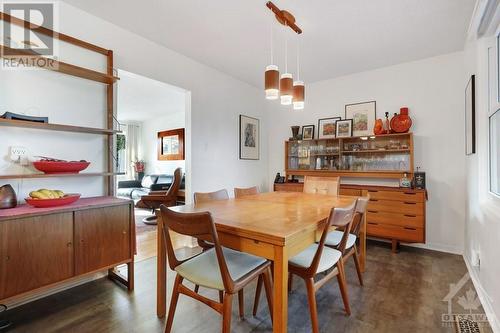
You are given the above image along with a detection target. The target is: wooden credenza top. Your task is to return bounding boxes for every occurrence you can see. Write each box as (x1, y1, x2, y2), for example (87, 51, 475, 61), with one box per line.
(0, 196, 133, 221)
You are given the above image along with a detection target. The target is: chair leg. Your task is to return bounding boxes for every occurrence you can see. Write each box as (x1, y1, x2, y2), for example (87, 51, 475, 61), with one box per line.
(219, 290, 224, 303)
(336, 260, 351, 316)
(194, 285, 200, 293)
(262, 268, 274, 322)
(238, 290, 244, 319)
(165, 274, 183, 333)
(305, 278, 319, 333)
(288, 273, 293, 292)
(352, 246, 364, 286)
(252, 275, 263, 316)
(222, 293, 233, 333)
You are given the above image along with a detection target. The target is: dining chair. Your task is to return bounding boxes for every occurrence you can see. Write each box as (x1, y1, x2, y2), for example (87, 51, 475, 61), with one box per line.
(325, 196, 369, 285)
(303, 176, 340, 195)
(160, 205, 273, 333)
(194, 189, 229, 204)
(234, 186, 259, 198)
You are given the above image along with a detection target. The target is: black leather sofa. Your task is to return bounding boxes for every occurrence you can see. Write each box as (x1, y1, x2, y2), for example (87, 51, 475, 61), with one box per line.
(117, 174, 185, 201)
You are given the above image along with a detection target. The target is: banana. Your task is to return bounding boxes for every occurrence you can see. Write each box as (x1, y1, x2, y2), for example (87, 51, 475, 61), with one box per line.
(40, 189, 55, 199)
(30, 189, 66, 199)
(29, 191, 45, 199)
(54, 190, 65, 198)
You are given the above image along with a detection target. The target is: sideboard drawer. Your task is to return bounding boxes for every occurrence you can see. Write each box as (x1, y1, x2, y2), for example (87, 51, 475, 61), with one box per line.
(367, 222, 424, 243)
(366, 210, 424, 228)
(367, 199, 424, 216)
(366, 189, 425, 203)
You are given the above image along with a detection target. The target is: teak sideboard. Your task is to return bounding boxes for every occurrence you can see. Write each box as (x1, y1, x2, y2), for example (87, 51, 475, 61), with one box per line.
(274, 183, 426, 252)
(0, 197, 135, 303)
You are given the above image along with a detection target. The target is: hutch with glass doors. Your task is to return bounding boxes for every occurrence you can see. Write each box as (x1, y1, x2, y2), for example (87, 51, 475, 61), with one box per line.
(276, 132, 426, 253)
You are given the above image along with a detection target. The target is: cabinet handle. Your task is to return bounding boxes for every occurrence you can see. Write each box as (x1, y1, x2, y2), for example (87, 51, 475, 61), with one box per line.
(6, 256, 10, 261)
(404, 227, 417, 231)
(403, 192, 416, 195)
(370, 199, 379, 202)
(403, 202, 417, 205)
(404, 214, 417, 218)
(122, 231, 127, 235)
(368, 222, 378, 225)
(368, 190, 378, 193)
(67, 242, 72, 247)
(368, 210, 378, 213)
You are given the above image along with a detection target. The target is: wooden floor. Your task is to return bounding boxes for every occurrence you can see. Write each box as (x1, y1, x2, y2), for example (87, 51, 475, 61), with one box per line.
(1, 241, 493, 333)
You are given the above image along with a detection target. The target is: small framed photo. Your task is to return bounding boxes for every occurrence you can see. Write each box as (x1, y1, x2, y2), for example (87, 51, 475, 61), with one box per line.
(302, 125, 315, 140)
(239, 115, 259, 160)
(335, 119, 353, 138)
(318, 117, 341, 139)
(345, 101, 376, 136)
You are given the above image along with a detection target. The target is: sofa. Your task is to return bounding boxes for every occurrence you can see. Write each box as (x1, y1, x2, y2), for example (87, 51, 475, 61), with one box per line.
(117, 174, 185, 201)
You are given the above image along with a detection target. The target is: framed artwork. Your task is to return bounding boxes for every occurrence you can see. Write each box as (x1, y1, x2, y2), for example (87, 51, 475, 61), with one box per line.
(239, 115, 259, 160)
(345, 101, 376, 136)
(158, 128, 185, 161)
(465, 75, 476, 155)
(302, 125, 315, 140)
(318, 117, 341, 139)
(335, 119, 353, 138)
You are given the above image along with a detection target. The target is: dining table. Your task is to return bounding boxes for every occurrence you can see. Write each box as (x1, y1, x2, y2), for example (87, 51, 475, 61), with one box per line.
(156, 191, 365, 333)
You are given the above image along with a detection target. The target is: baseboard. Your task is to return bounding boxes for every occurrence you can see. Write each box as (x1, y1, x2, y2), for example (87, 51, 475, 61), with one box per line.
(464, 256, 500, 333)
(2, 272, 106, 309)
(368, 237, 463, 255)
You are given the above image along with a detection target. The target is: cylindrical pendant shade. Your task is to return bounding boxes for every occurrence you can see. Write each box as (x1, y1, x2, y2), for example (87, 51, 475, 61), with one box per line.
(265, 65, 280, 100)
(280, 73, 293, 105)
(293, 80, 305, 110)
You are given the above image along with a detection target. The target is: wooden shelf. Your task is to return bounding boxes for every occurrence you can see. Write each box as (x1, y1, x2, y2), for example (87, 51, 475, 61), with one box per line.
(0, 172, 125, 180)
(0, 118, 121, 135)
(0, 45, 119, 84)
(342, 149, 410, 154)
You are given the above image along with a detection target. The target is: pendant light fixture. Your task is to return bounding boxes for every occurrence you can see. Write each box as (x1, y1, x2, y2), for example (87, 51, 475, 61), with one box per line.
(265, 21, 279, 100)
(280, 27, 293, 105)
(264, 1, 304, 109)
(293, 38, 305, 110)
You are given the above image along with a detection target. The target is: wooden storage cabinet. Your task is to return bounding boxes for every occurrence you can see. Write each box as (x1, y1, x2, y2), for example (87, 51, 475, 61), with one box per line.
(0, 197, 134, 303)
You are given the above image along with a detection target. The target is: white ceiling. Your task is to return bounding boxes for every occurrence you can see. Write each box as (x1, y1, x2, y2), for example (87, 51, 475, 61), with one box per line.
(65, 0, 476, 87)
(117, 69, 186, 122)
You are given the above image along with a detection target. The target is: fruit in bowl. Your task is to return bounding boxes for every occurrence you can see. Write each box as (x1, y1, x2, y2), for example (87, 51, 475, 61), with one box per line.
(25, 189, 81, 208)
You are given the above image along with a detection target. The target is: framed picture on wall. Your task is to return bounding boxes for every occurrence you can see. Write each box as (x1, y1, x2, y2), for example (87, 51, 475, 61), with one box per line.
(157, 128, 185, 161)
(345, 101, 376, 136)
(335, 119, 353, 138)
(318, 117, 341, 139)
(465, 75, 476, 155)
(239, 115, 259, 160)
(302, 125, 315, 140)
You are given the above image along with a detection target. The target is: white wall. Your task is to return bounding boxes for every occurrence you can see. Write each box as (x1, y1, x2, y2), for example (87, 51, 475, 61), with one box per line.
(0, 2, 269, 202)
(267, 52, 467, 254)
(463, 34, 500, 332)
(141, 112, 185, 176)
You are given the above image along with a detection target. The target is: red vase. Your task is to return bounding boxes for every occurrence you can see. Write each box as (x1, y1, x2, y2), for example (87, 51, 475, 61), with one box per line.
(390, 107, 412, 133)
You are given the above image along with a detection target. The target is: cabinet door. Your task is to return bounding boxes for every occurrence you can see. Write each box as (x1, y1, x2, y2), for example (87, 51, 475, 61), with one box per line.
(0, 213, 74, 300)
(74, 205, 131, 275)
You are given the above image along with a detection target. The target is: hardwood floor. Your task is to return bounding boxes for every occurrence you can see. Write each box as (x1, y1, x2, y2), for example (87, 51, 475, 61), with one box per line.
(0, 241, 493, 333)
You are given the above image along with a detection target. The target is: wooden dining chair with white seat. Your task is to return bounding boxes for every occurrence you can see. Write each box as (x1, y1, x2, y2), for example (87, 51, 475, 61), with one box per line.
(324, 196, 369, 286)
(159, 206, 273, 333)
(303, 176, 340, 195)
(234, 186, 259, 198)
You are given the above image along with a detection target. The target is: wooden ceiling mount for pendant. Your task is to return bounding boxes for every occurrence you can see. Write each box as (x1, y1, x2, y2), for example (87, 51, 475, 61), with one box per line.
(266, 1, 302, 34)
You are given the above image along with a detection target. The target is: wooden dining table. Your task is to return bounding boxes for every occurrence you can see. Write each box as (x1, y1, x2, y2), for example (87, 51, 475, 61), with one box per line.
(156, 191, 365, 333)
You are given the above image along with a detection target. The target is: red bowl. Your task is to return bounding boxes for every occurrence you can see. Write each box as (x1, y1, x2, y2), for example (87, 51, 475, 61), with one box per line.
(25, 194, 81, 208)
(33, 161, 90, 174)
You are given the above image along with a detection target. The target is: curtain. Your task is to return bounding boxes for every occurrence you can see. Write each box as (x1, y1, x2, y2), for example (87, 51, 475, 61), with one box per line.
(125, 123, 141, 178)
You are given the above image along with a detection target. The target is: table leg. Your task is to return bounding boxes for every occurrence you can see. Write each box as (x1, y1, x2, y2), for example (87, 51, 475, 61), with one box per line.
(157, 215, 167, 318)
(360, 212, 366, 272)
(273, 245, 288, 333)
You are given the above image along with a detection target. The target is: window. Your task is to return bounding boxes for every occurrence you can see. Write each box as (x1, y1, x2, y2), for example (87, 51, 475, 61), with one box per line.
(490, 110, 500, 195)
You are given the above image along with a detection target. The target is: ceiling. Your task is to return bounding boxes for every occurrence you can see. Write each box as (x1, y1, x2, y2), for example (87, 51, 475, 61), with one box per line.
(65, 0, 476, 87)
(117, 69, 186, 122)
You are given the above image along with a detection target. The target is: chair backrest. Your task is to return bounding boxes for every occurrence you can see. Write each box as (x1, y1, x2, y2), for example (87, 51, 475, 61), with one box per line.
(234, 186, 259, 198)
(193, 189, 229, 204)
(306, 199, 357, 276)
(159, 205, 235, 292)
(303, 176, 340, 196)
(164, 168, 183, 201)
(350, 196, 369, 237)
